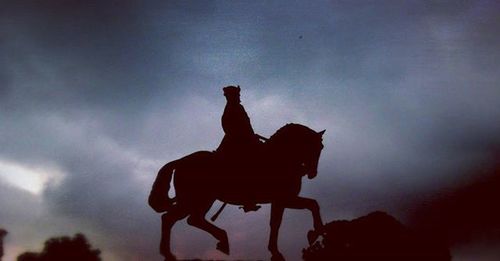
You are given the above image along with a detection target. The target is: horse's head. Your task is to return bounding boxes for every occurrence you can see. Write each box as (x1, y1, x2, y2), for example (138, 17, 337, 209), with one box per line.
(301, 129, 325, 179)
(269, 124, 326, 179)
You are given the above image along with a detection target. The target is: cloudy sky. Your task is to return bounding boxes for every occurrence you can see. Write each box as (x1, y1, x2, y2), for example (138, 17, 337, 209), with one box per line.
(1, 1, 499, 260)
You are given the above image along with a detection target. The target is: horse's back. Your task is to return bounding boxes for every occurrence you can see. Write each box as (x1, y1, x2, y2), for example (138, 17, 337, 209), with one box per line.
(176, 150, 212, 164)
(173, 150, 219, 201)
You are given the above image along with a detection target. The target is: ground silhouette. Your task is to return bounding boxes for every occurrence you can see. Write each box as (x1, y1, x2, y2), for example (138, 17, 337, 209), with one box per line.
(302, 211, 450, 261)
(178, 258, 263, 261)
(17, 233, 100, 261)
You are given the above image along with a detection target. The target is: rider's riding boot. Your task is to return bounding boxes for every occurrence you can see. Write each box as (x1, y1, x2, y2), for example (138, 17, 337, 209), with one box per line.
(241, 204, 261, 212)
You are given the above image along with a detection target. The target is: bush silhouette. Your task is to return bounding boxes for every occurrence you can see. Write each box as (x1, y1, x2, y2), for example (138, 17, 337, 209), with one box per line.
(303, 211, 450, 261)
(17, 233, 100, 261)
(1, 228, 7, 260)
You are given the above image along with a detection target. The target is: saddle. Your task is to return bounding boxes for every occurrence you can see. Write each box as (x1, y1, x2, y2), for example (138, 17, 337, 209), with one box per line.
(213, 134, 267, 213)
(215, 134, 265, 168)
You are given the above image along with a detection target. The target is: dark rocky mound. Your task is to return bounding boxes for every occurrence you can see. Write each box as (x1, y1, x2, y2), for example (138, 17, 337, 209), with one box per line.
(303, 211, 450, 261)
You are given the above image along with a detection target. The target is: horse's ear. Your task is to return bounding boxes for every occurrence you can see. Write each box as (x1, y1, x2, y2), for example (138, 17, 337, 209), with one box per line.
(318, 129, 326, 136)
(237, 85, 240, 91)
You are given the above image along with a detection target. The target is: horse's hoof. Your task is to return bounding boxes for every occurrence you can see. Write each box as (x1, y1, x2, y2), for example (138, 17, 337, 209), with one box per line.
(271, 252, 285, 261)
(307, 230, 320, 245)
(216, 241, 230, 255)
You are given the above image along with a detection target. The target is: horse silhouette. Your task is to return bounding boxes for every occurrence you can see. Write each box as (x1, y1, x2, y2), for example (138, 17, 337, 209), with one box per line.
(149, 123, 325, 261)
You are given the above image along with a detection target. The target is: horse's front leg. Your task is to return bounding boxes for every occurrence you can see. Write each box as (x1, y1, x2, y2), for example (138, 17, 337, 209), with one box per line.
(284, 196, 324, 243)
(268, 202, 285, 261)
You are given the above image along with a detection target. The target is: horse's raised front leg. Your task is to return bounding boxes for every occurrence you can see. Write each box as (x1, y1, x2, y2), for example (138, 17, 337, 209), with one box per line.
(160, 205, 188, 261)
(186, 200, 229, 255)
(268, 202, 285, 261)
(283, 196, 324, 244)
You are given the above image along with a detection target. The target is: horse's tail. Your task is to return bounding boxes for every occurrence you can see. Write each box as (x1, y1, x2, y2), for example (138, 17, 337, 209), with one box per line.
(148, 160, 178, 213)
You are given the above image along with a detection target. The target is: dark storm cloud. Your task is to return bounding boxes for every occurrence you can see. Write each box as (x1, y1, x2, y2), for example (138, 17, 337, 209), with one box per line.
(0, 0, 217, 154)
(0, 1, 218, 115)
(1, 0, 500, 260)
(0, 1, 236, 259)
(0, 1, 190, 259)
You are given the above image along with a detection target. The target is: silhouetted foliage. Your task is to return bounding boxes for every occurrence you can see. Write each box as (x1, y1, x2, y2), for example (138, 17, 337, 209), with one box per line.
(17, 233, 100, 261)
(302, 211, 450, 261)
(0, 228, 7, 260)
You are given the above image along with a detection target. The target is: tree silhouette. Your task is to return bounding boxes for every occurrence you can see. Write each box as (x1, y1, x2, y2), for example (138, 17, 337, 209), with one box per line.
(0, 228, 7, 261)
(17, 233, 100, 261)
(302, 211, 450, 261)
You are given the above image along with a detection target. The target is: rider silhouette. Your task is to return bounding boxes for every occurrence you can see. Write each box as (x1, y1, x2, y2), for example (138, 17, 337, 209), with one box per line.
(217, 86, 261, 158)
(216, 85, 262, 212)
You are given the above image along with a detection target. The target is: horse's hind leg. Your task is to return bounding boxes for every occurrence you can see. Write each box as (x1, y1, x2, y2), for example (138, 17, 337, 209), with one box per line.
(186, 200, 230, 255)
(160, 205, 188, 261)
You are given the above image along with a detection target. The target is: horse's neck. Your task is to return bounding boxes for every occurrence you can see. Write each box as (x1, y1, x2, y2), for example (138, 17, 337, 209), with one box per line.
(263, 142, 302, 169)
(266, 138, 301, 155)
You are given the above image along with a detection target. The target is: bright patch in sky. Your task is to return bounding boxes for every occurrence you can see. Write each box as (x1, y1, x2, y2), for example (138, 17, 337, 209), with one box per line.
(0, 160, 62, 195)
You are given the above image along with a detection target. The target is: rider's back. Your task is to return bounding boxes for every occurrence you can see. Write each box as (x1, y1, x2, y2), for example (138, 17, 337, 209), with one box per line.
(221, 102, 255, 139)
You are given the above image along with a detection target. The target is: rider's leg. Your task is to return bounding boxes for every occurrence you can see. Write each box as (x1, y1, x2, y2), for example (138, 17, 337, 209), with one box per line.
(160, 205, 188, 260)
